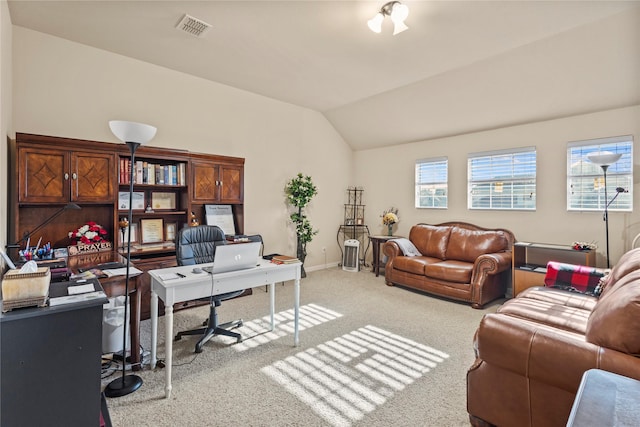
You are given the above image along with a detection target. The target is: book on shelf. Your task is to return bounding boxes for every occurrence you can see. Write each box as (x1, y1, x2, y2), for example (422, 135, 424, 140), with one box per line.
(271, 255, 299, 264)
(118, 159, 187, 186)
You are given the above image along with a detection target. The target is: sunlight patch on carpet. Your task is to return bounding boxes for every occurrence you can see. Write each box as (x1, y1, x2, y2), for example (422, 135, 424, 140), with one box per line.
(221, 303, 343, 351)
(261, 325, 450, 427)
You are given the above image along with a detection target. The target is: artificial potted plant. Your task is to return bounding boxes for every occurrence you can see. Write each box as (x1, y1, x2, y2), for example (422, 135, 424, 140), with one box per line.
(285, 173, 318, 277)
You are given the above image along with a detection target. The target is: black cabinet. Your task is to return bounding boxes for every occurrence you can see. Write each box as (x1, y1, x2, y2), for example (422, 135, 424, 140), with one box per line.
(0, 285, 106, 427)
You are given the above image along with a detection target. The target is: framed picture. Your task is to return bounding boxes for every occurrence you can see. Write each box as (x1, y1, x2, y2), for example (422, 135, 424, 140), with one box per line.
(120, 223, 138, 246)
(119, 191, 145, 211)
(53, 247, 69, 258)
(152, 192, 176, 210)
(165, 222, 177, 241)
(205, 205, 236, 236)
(140, 218, 164, 244)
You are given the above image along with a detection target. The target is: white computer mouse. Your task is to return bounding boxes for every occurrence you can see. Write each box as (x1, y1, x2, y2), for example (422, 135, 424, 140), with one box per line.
(192, 267, 204, 274)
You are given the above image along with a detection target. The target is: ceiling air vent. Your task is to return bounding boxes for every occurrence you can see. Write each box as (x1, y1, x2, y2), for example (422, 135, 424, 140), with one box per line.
(176, 14, 212, 38)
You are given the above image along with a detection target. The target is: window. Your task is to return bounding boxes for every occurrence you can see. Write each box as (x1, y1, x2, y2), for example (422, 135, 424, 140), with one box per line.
(415, 157, 448, 208)
(468, 147, 536, 210)
(567, 136, 633, 211)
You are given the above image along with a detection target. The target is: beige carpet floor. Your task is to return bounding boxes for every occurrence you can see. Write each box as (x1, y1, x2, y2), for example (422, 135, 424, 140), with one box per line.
(103, 267, 503, 426)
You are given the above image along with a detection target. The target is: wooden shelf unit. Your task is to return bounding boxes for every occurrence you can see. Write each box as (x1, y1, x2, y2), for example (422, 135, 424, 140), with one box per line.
(10, 132, 245, 320)
(512, 242, 596, 297)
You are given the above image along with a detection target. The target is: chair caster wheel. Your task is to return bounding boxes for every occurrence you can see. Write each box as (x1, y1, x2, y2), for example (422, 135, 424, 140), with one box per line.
(174, 335, 182, 341)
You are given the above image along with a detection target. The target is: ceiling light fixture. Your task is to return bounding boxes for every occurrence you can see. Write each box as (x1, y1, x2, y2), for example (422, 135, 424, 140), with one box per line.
(368, 1, 409, 35)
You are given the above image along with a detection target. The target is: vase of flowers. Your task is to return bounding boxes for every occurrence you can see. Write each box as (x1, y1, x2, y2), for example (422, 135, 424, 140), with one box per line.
(382, 207, 399, 236)
(69, 221, 108, 245)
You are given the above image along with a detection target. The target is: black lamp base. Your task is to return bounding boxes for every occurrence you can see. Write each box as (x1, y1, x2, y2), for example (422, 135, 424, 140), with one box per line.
(104, 374, 143, 398)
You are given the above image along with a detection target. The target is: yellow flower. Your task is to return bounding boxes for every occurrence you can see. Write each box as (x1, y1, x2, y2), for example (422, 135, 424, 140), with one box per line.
(382, 212, 398, 225)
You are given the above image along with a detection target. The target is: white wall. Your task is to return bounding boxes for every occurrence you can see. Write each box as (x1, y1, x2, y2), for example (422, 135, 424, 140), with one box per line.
(355, 105, 640, 268)
(0, 1, 12, 265)
(11, 26, 352, 270)
(8, 26, 640, 272)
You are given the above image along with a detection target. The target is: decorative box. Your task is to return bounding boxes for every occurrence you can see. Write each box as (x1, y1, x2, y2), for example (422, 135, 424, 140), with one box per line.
(1, 267, 51, 312)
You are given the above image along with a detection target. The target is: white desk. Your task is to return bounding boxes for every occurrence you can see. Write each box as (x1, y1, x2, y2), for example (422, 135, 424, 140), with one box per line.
(148, 259, 301, 398)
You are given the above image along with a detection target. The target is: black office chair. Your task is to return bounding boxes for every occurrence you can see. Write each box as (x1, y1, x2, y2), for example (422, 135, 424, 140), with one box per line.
(174, 225, 244, 353)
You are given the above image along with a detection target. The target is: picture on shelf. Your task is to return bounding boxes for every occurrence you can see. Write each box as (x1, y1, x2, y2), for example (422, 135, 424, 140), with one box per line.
(118, 191, 145, 211)
(152, 192, 176, 210)
(205, 205, 236, 236)
(120, 223, 138, 245)
(140, 218, 164, 244)
(165, 222, 177, 241)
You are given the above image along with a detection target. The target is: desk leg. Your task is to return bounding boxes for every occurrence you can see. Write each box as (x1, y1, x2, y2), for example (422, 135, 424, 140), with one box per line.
(150, 291, 158, 369)
(164, 304, 174, 399)
(294, 275, 300, 347)
(269, 282, 275, 331)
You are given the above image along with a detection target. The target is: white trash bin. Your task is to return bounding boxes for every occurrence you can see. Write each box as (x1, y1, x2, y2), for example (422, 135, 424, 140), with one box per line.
(102, 296, 130, 354)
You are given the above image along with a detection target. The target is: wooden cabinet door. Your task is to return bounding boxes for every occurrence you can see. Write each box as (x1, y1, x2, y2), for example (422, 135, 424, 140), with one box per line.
(19, 148, 69, 203)
(71, 152, 116, 202)
(219, 164, 243, 203)
(191, 160, 219, 202)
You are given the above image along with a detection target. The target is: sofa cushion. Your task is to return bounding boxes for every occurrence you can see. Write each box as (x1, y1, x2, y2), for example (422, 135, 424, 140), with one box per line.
(424, 260, 473, 283)
(586, 269, 640, 354)
(497, 297, 591, 334)
(409, 224, 451, 259)
(392, 256, 437, 275)
(445, 226, 509, 263)
(517, 286, 598, 311)
(544, 261, 605, 296)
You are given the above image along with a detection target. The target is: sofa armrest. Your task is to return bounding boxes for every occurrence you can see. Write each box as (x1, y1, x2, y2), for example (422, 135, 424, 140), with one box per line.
(471, 251, 511, 284)
(474, 313, 640, 393)
(383, 240, 402, 260)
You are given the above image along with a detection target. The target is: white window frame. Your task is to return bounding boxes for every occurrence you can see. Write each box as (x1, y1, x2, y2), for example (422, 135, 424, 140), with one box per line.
(468, 147, 537, 210)
(415, 157, 448, 209)
(567, 136, 633, 212)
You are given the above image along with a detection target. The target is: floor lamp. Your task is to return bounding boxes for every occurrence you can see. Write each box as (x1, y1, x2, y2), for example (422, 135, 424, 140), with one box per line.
(587, 151, 622, 268)
(104, 120, 157, 397)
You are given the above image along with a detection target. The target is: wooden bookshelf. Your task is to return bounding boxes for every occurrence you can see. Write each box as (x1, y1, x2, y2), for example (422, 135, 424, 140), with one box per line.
(10, 132, 245, 320)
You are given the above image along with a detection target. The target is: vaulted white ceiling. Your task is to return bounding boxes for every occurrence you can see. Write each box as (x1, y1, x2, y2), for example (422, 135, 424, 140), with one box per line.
(8, 1, 640, 150)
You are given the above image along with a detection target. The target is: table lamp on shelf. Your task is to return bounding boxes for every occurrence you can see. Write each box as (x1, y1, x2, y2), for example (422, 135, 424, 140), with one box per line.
(587, 151, 623, 268)
(105, 120, 157, 398)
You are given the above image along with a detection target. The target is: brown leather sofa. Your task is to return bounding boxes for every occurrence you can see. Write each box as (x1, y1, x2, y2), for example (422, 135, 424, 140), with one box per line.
(467, 248, 640, 427)
(383, 222, 515, 308)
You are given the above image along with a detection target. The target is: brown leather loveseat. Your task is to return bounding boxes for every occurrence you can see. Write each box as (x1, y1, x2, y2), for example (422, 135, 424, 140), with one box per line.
(467, 248, 640, 426)
(383, 222, 515, 308)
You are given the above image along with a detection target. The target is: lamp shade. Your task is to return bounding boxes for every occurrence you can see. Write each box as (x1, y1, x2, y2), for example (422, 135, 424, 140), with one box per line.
(367, 12, 384, 33)
(392, 20, 409, 35)
(390, 2, 409, 34)
(109, 120, 157, 145)
(587, 152, 622, 167)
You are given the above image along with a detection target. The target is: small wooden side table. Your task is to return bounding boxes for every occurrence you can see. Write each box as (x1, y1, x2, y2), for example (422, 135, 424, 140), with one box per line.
(369, 235, 400, 277)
